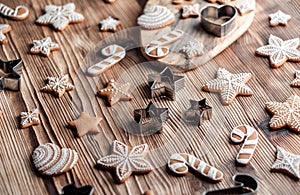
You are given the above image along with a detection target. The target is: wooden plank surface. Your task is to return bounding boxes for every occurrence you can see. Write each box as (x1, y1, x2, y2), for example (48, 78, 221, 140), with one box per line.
(0, 0, 299, 194)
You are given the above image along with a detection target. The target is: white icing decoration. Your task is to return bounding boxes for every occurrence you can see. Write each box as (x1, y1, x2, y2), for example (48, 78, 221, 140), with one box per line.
(168, 153, 223, 182)
(181, 41, 203, 58)
(87, 44, 126, 76)
(256, 34, 300, 68)
(137, 5, 175, 30)
(41, 74, 74, 97)
(30, 37, 60, 56)
(265, 95, 300, 133)
(36, 3, 84, 31)
(32, 143, 78, 176)
(271, 146, 300, 180)
(203, 68, 253, 105)
(230, 125, 258, 165)
(269, 10, 291, 26)
(20, 108, 39, 127)
(97, 140, 152, 182)
(99, 16, 120, 32)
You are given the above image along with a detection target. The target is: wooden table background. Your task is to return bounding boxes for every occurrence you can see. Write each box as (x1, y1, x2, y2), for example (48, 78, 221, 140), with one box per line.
(0, 0, 299, 194)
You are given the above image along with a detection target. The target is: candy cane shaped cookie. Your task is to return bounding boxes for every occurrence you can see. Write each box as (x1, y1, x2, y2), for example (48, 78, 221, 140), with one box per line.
(230, 125, 258, 165)
(0, 3, 29, 21)
(168, 153, 223, 182)
(144, 29, 184, 59)
(87, 44, 126, 76)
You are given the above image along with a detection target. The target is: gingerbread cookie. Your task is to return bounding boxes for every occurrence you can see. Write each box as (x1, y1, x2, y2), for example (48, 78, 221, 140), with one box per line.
(168, 153, 223, 182)
(0, 24, 11, 44)
(172, 0, 193, 4)
(97, 140, 153, 183)
(137, 5, 175, 30)
(181, 41, 203, 59)
(271, 146, 300, 180)
(41, 74, 74, 98)
(87, 44, 126, 76)
(256, 34, 300, 68)
(32, 143, 78, 176)
(235, 2, 254, 16)
(68, 112, 102, 137)
(202, 68, 253, 105)
(104, 0, 116, 3)
(0, 3, 29, 20)
(269, 10, 291, 27)
(265, 95, 300, 133)
(36, 3, 84, 31)
(291, 70, 300, 87)
(30, 37, 60, 57)
(20, 108, 40, 129)
(97, 79, 132, 106)
(230, 125, 258, 165)
(99, 16, 121, 32)
(182, 4, 200, 19)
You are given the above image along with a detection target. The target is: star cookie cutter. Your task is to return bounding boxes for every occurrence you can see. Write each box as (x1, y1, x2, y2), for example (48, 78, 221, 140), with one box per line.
(183, 99, 212, 126)
(204, 174, 259, 195)
(200, 5, 237, 37)
(134, 101, 169, 134)
(0, 58, 22, 91)
(148, 67, 185, 100)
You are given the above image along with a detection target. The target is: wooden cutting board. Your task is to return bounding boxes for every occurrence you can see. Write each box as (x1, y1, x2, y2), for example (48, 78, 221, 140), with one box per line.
(140, 0, 255, 72)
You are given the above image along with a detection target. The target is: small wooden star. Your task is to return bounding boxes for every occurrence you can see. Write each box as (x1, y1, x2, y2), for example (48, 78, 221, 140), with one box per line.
(271, 146, 300, 180)
(182, 4, 200, 19)
(68, 112, 102, 137)
(148, 67, 185, 100)
(20, 108, 40, 129)
(134, 101, 169, 134)
(291, 70, 300, 87)
(0, 24, 11, 44)
(30, 37, 60, 57)
(62, 184, 94, 195)
(269, 10, 291, 27)
(41, 74, 74, 98)
(97, 79, 132, 106)
(183, 99, 212, 126)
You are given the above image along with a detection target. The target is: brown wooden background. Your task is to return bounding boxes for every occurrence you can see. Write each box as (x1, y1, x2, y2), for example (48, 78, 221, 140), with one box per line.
(0, 0, 299, 194)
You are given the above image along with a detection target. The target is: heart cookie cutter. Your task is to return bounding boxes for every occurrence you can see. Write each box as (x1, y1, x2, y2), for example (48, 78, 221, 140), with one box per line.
(200, 5, 237, 37)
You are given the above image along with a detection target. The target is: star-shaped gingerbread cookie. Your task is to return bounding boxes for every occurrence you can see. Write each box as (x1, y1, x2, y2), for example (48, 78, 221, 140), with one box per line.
(256, 34, 300, 68)
(182, 4, 200, 19)
(269, 10, 291, 27)
(202, 68, 253, 105)
(0, 24, 11, 44)
(99, 16, 120, 32)
(69, 112, 102, 137)
(36, 3, 84, 31)
(265, 95, 300, 133)
(271, 146, 300, 180)
(97, 79, 132, 106)
(30, 37, 60, 57)
(20, 108, 40, 128)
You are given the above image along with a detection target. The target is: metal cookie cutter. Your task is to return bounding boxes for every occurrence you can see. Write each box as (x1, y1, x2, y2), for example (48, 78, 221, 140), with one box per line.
(203, 174, 259, 195)
(0, 59, 23, 91)
(200, 5, 237, 37)
(183, 99, 212, 126)
(134, 101, 169, 134)
(148, 67, 185, 101)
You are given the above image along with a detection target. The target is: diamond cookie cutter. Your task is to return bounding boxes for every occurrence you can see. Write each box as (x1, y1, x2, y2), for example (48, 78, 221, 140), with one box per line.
(200, 5, 237, 37)
(134, 101, 169, 134)
(203, 174, 259, 195)
(0, 58, 23, 91)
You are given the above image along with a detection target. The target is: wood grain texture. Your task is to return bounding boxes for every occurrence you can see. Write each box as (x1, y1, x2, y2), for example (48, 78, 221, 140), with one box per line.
(0, 0, 299, 195)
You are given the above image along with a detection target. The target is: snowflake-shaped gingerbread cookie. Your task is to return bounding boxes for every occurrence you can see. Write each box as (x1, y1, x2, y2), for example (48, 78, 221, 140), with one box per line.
(97, 140, 153, 183)
(36, 3, 84, 31)
(269, 10, 291, 27)
(41, 74, 74, 98)
(30, 37, 60, 57)
(20, 108, 40, 128)
(181, 41, 203, 58)
(99, 16, 120, 32)
(256, 34, 300, 68)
